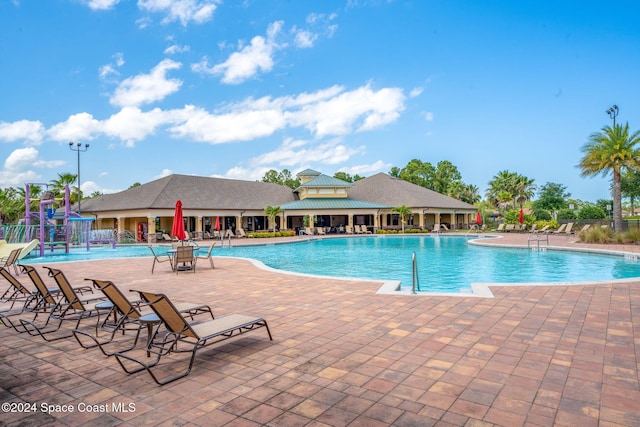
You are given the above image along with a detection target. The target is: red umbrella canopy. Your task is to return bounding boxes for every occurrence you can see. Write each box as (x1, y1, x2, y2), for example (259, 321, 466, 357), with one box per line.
(215, 216, 221, 231)
(518, 209, 524, 224)
(172, 200, 187, 241)
(475, 212, 482, 225)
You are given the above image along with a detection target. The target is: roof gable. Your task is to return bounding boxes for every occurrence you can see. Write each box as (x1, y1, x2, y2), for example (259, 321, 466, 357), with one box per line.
(349, 173, 476, 210)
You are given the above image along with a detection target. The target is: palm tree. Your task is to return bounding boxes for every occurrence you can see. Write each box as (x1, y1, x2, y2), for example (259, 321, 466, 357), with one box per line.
(515, 175, 536, 208)
(578, 123, 640, 231)
(392, 205, 412, 233)
(263, 205, 282, 233)
(50, 172, 77, 204)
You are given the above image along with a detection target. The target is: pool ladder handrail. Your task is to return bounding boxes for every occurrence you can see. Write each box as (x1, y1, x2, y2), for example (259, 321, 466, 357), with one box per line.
(412, 252, 420, 294)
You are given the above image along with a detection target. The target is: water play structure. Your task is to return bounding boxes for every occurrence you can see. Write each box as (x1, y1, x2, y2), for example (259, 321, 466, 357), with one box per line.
(0, 183, 116, 259)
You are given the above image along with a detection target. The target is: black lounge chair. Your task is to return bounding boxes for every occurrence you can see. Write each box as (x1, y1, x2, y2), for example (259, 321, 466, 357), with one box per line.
(114, 290, 272, 385)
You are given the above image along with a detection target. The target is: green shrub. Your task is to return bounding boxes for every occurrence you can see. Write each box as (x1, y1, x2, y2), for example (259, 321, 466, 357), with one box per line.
(624, 227, 640, 243)
(557, 208, 577, 220)
(247, 230, 296, 238)
(577, 204, 606, 220)
(535, 219, 559, 230)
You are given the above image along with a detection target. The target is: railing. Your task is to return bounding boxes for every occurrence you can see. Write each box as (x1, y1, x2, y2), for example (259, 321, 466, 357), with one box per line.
(411, 252, 420, 294)
(527, 231, 549, 250)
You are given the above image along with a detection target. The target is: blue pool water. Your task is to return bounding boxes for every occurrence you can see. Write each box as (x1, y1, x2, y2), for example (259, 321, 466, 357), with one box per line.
(22, 236, 640, 293)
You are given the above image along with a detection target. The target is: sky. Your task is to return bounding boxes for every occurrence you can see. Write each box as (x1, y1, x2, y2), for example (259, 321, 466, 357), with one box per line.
(1, 0, 640, 203)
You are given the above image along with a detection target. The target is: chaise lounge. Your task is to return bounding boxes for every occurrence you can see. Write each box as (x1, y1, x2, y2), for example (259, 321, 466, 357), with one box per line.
(114, 290, 272, 385)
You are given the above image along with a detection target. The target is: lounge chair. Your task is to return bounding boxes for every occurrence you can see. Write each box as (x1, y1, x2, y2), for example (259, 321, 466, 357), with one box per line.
(505, 224, 515, 232)
(236, 228, 247, 238)
(496, 223, 505, 232)
(440, 224, 450, 233)
(19, 267, 106, 341)
(359, 225, 372, 234)
(563, 222, 575, 236)
(162, 234, 175, 242)
(196, 243, 215, 269)
(0, 248, 22, 276)
(114, 290, 272, 385)
(149, 246, 173, 274)
(316, 227, 325, 235)
(431, 224, 441, 233)
(173, 246, 196, 273)
(345, 225, 354, 234)
(553, 224, 567, 235)
(0, 267, 44, 331)
(74, 279, 213, 356)
(224, 229, 235, 238)
(578, 224, 591, 234)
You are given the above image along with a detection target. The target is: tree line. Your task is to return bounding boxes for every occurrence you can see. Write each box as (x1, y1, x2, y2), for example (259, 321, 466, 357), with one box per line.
(260, 118, 640, 229)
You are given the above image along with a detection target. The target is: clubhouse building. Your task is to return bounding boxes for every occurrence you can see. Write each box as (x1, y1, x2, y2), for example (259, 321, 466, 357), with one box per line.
(79, 169, 477, 242)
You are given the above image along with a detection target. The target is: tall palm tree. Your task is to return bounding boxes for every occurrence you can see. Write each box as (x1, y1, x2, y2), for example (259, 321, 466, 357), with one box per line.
(392, 205, 412, 233)
(515, 175, 536, 208)
(578, 123, 640, 231)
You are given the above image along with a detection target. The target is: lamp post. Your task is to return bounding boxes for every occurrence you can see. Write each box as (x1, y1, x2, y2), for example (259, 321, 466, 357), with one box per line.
(68, 142, 90, 214)
(606, 105, 619, 127)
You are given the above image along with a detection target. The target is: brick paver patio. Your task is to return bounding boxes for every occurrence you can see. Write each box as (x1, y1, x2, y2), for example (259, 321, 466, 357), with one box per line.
(1, 233, 639, 426)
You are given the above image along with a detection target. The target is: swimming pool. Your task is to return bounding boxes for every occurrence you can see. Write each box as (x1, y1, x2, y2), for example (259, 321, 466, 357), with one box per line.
(22, 236, 640, 293)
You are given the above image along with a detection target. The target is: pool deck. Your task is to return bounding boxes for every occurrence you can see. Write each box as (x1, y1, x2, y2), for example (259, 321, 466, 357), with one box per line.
(1, 232, 640, 426)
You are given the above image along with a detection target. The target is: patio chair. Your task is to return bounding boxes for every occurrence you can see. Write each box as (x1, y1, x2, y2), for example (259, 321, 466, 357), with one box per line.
(563, 222, 575, 236)
(162, 234, 175, 242)
(237, 228, 247, 238)
(359, 225, 372, 234)
(552, 224, 567, 235)
(149, 246, 174, 274)
(173, 246, 196, 273)
(74, 279, 214, 356)
(0, 267, 36, 310)
(20, 264, 93, 314)
(19, 266, 106, 342)
(496, 223, 505, 232)
(316, 227, 326, 235)
(114, 290, 272, 385)
(0, 248, 23, 276)
(196, 243, 215, 269)
(0, 267, 45, 331)
(345, 225, 354, 234)
(224, 229, 235, 238)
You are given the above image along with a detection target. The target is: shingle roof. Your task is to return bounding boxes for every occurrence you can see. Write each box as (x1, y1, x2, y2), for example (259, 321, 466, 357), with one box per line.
(280, 198, 389, 210)
(79, 174, 296, 212)
(348, 173, 476, 210)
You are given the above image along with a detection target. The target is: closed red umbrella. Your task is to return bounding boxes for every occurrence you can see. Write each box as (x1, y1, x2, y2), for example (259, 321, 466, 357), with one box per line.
(214, 216, 220, 231)
(518, 209, 524, 224)
(475, 212, 482, 225)
(172, 200, 187, 241)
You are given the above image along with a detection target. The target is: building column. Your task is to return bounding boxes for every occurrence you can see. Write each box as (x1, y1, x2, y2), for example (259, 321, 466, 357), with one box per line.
(116, 216, 125, 243)
(147, 216, 156, 243)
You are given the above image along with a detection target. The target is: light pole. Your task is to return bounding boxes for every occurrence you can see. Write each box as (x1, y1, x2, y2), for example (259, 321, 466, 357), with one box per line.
(68, 142, 90, 214)
(606, 104, 619, 127)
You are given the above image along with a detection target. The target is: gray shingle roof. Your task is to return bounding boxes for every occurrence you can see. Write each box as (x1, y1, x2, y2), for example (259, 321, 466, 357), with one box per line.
(348, 173, 476, 210)
(80, 174, 296, 212)
(280, 198, 389, 210)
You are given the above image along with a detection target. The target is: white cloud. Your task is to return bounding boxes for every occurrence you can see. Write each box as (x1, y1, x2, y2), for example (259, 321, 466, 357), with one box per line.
(202, 21, 284, 84)
(340, 160, 391, 175)
(423, 111, 433, 121)
(81, 180, 121, 195)
(102, 107, 170, 147)
(86, 0, 120, 10)
(164, 43, 190, 55)
(0, 120, 46, 145)
(409, 87, 423, 97)
(155, 169, 173, 179)
(169, 104, 286, 143)
(0, 147, 64, 187)
(43, 83, 405, 150)
(138, 0, 218, 26)
(293, 28, 317, 48)
(47, 113, 102, 142)
(110, 59, 182, 108)
(288, 84, 405, 136)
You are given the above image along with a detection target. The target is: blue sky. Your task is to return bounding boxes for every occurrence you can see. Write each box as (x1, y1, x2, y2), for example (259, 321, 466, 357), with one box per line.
(1, 0, 639, 203)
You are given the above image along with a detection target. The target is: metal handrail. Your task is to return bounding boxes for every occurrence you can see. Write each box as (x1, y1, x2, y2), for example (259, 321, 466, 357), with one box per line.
(411, 252, 420, 294)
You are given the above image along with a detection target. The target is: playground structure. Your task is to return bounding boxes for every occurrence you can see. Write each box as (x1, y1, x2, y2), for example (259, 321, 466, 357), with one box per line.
(0, 183, 116, 258)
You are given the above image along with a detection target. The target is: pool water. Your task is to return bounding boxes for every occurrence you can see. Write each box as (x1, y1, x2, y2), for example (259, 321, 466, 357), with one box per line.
(22, 236, 640, 293)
